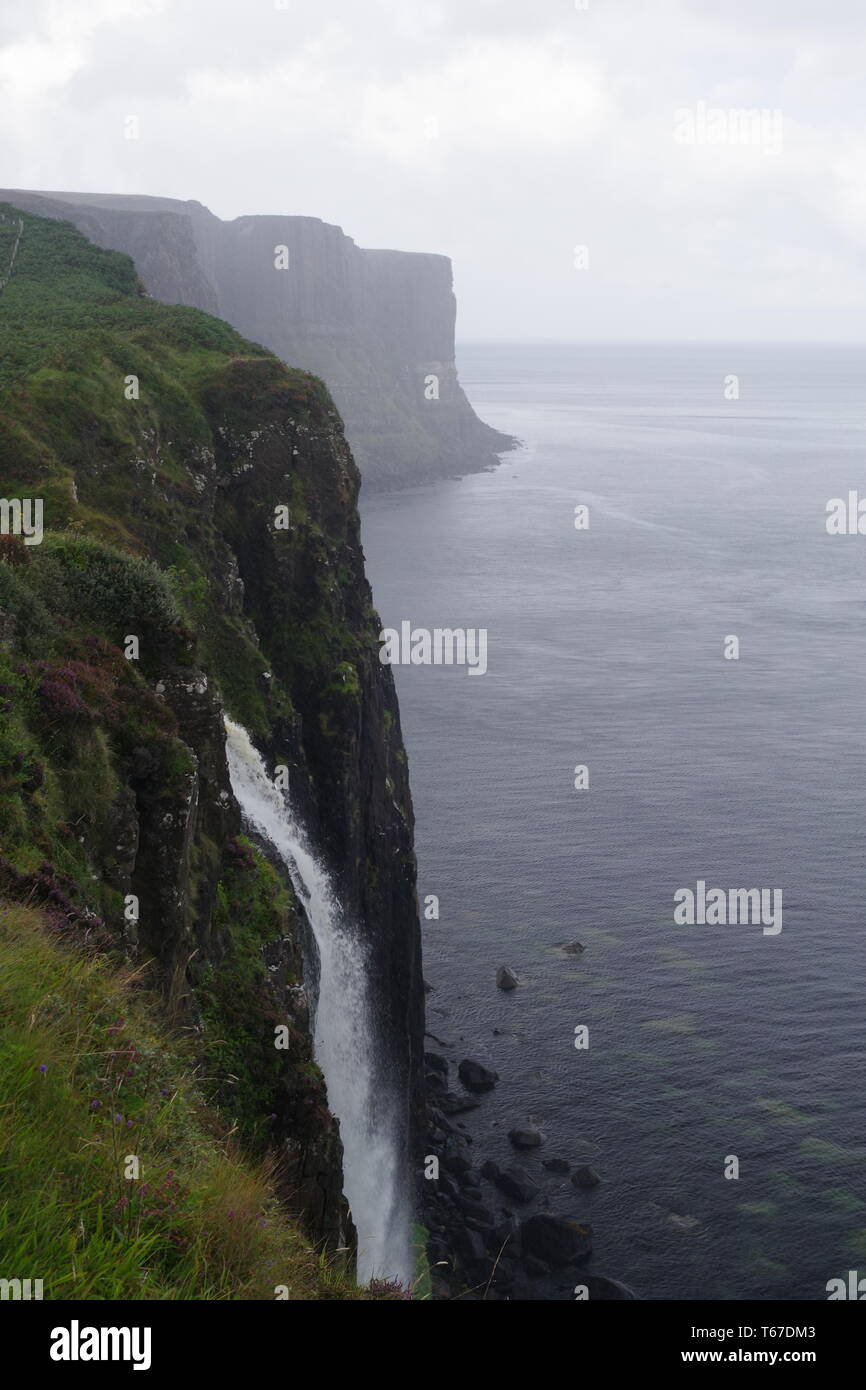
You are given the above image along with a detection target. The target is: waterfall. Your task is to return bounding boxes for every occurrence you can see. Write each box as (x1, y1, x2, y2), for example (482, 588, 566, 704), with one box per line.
(223, 717, 412, 1286)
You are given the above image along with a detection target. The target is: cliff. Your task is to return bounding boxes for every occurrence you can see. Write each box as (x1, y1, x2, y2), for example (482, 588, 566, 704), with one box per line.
(0, 190, 514, 491)
(0, 205, 424, 1293)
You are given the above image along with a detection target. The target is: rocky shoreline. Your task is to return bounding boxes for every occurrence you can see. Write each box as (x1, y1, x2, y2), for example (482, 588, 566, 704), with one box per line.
(422, 1044, 635, 1301)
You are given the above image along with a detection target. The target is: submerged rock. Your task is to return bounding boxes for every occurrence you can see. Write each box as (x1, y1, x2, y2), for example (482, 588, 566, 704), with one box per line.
(572, 1166, 601, 1190)
(508, 1127, 544, 1150)
(438, 1091, 481, 1115)
(669, 1212, 701, 1233)
(458, 1058, 499, 1092)
(542, 1158, 571, 1174)
(520, 1214, 593, 1266)
(496, 965, 518, 990)
(493, 1167, 540, 1204)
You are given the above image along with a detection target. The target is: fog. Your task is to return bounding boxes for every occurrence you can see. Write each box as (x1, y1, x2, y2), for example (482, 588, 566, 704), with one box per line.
(2, 0, 865, 339)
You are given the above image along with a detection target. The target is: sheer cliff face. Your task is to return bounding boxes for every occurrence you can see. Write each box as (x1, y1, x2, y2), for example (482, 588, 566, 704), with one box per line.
(0, 189, 513, 490)
(0, 205, 424, 1256)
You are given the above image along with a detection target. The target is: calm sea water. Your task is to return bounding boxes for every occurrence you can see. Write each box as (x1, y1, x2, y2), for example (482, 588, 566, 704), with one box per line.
(360, 343, 866, 1301)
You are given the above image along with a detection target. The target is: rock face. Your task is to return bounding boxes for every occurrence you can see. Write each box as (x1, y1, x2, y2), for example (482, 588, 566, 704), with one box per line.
(0, 189, 515, 491)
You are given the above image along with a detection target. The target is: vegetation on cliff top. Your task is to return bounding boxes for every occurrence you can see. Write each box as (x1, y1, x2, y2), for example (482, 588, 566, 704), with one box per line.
(1, 203, 381, 733)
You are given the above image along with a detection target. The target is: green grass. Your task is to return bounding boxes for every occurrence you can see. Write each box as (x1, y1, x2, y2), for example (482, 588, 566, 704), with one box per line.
(0, 901, 391, 1300)
(197, 841, 304, 1146)
(411, 1224, 433, 1300)
(0, 204, 239, 392)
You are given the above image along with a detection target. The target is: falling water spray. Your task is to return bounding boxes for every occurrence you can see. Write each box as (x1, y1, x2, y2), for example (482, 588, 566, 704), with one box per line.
(224, 717, 412, 1285)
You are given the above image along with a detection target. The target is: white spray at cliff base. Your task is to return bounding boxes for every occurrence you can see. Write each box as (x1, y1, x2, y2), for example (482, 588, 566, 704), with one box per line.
(224, 716, 412, 1285)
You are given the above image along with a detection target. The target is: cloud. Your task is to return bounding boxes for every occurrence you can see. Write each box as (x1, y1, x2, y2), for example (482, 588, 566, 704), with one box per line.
(1, 0, 865, 338)
(354, 37, 611, 163)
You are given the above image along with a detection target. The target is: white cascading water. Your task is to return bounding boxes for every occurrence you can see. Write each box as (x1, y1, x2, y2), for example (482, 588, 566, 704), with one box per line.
(224, 717, 412, 1285)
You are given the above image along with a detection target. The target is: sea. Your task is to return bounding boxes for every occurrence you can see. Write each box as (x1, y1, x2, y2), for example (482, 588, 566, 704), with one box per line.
(360, 342, 866, 1300)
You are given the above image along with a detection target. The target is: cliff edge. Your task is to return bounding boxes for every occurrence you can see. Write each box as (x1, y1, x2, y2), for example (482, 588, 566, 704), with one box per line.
(0, 189, 515, 491)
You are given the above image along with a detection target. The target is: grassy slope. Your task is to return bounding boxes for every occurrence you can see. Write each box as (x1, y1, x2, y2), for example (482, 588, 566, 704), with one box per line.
(0, 902, 382, 1300)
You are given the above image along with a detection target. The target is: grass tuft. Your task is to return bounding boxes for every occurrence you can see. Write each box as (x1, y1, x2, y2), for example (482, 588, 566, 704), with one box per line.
(0, 901, 383, 1300)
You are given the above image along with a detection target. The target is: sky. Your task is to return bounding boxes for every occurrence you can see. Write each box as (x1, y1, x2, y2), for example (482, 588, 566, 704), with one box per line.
(1, 0, 866, 340)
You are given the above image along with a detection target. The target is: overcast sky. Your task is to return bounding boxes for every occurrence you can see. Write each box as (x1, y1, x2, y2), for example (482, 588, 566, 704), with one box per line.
(2, 0, 865, 340)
